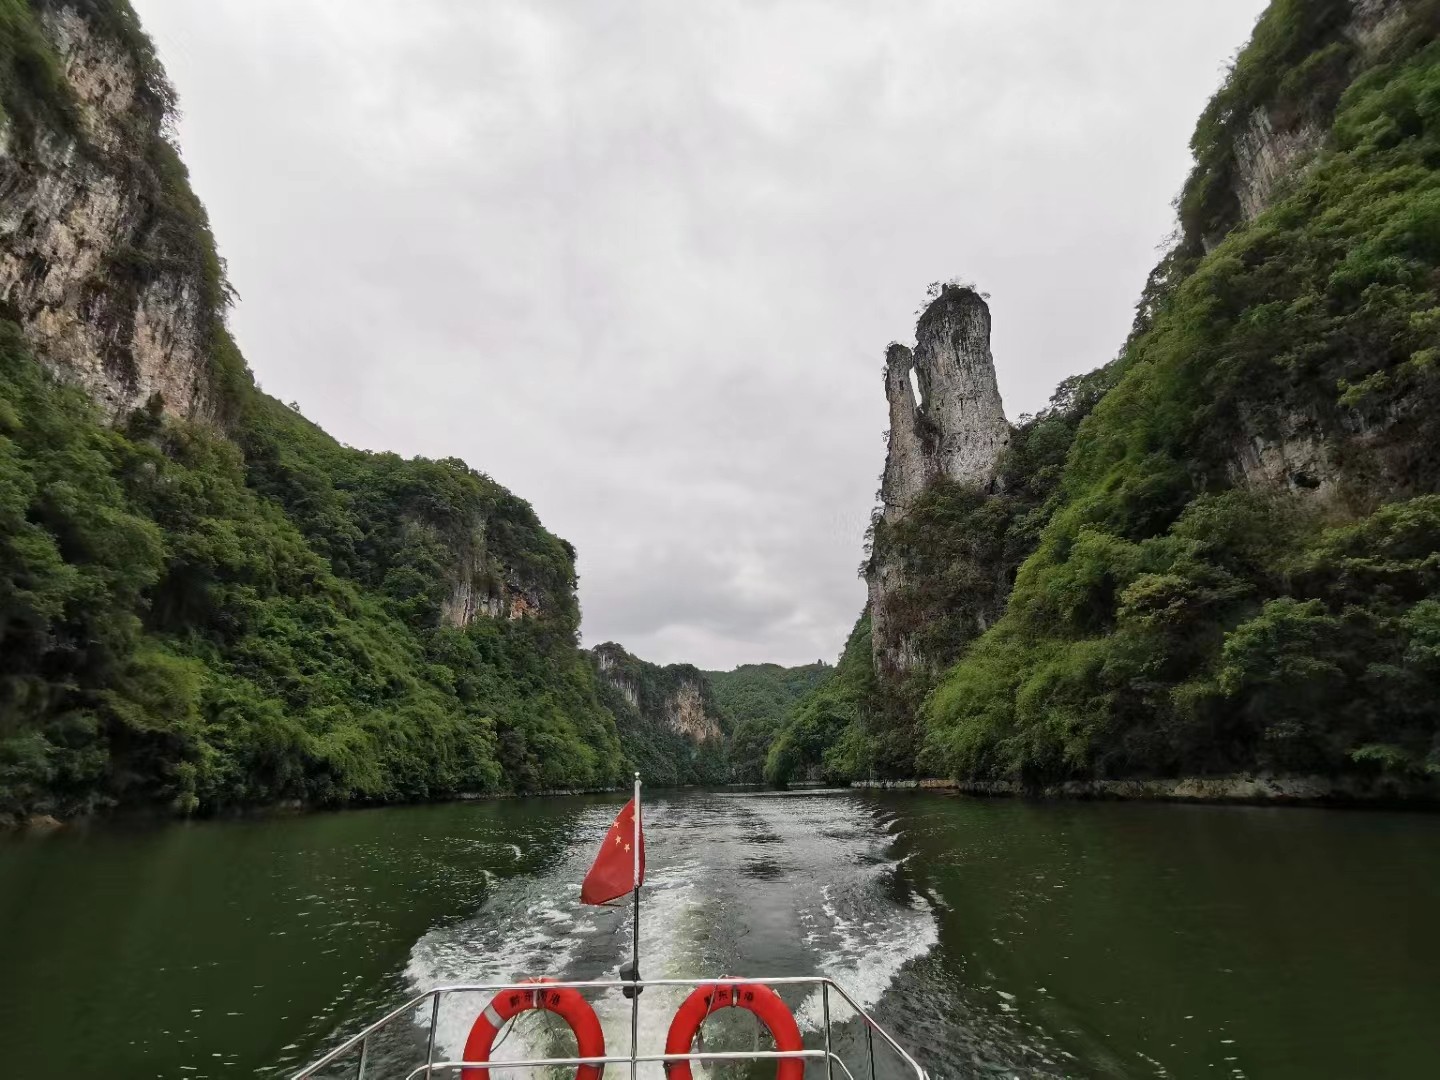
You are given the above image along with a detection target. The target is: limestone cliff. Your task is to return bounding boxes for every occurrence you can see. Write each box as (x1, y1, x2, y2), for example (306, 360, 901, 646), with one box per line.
(591, 642, 729, 785)
(876, 287, 1009, 520)
(868, 285, 1009, 675)
(438, 516, 548, 628)
(918, 0, 1440, 791)
(0, 1, 625, 818)
(0, 3, 227, 421)
(1188, 0, 1433, 501)
(0, 3, 562, 636)
(592, 642, 725, 745)
(761, 0, 1440, 791)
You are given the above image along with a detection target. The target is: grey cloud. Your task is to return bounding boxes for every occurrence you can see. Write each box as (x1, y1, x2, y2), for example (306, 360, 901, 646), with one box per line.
(133, 0, 1269, 667)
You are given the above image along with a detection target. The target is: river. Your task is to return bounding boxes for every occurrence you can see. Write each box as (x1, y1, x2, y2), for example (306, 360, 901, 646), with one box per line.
(1, 790, 1437, 1079)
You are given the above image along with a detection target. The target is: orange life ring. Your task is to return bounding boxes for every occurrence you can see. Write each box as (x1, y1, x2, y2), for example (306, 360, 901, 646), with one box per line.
(462, 979, 606, 1080)
(663, 982, 804, 1080)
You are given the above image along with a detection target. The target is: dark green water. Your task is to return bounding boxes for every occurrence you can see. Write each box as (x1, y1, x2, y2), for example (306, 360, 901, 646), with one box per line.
(1, 791, 1437, 1079)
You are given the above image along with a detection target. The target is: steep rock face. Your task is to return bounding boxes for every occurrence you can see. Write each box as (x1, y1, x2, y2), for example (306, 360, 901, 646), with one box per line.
(921, 0, 1440, 792)
(868, 285, 1009, 674)
(666, 683, 722, 744)
(879, 344, 928, 523)
(1231, 413, 1336, 497)
(1218, 0, 1431, 498)
(0, 5, 215, 421)
(876, 288, 1009, 521)
(0, 1, 636, 819)
(589, 642, 728, 785)
(591, 643, 724, 745)
(1351, 0, 1409, 50)
(593, 644, 642, 709)
(1225, 0, 1412, 230)
(439, 516, 546, 628)
(1232, 109, 1324, 223)
(914, 288, 1010, 486)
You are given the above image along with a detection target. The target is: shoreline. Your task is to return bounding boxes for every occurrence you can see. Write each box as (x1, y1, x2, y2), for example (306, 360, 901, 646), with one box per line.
(15, 774, 1440, 831)
(849, 773, 1440, 808)
(0, 784, 631, 833)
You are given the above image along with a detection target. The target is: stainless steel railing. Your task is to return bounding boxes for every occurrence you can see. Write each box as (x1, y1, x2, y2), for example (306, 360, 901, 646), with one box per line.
(291, 976, 928, 1080)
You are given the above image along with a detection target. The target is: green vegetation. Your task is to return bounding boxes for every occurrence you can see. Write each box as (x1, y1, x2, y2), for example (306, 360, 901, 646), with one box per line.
(704, 661, 831, 782)
(762, 370, 1112, 786)
(925, 1, 1440, 786)
(0, 324, 627, 817)
(764, 0, 1440, 793)
(763, 616, 875, 786)
(0, 2, 642, 819)
(590, 644, 729, 786)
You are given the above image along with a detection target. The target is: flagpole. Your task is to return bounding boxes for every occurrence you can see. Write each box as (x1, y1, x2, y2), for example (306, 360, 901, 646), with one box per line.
(630, 771, 641, 1080)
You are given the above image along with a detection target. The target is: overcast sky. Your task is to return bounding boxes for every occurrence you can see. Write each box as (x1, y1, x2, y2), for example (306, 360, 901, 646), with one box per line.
(131, 0, 1267, 670)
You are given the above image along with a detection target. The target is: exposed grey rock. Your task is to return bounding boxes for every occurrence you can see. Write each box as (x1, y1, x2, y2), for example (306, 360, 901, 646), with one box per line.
(914, 287, 1010, 487)
(878, 344, 928, 523)
(1230, 404, 1341, 498)
(0, 6, 213, 421)
(868, 285, 1009, 674)
(591, 643, 724, 744)
(593, 646, 642, 709)
(1226, 2, 1419, 229)
(665, 682, 722, 744)
(439, 515, 545, 627)
(1350, 0, 1408, 54)
(1232, 109, 1324, 224)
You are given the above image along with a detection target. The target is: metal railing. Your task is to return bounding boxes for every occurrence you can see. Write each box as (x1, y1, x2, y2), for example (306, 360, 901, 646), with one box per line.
(292, 976, 928, 1080)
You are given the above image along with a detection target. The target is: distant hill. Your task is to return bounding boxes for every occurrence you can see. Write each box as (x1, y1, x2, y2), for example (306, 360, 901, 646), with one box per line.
(589, 643, 730, 787)
(704, 662, 832, 782)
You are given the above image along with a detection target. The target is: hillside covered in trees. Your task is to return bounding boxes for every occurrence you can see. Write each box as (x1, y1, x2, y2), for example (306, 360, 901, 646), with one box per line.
(705, 661, 832, 782)
(589, 643, 731, 787)
(0, 1, 652, 820)
(12, 0, 1440, 817)
(768, 0, 1440, 796)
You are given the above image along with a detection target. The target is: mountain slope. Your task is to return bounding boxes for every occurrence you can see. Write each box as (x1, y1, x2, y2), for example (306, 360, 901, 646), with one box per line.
(927, 0, 1440, 787)
(0, 1, 628, 819)
(704, 660, 832, 782)
(590, 643, 730, 786)
(772, 0, 1440, 794)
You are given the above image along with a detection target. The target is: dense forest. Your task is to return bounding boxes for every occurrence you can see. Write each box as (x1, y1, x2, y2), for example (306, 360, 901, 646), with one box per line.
(0, 0, 831, 820)
(0, 1, 637, 819)
(770, 0, 1440, 793)
(11, 0, 1440, 816)
(705, 661, 832, 782)
(590, 643, 731, 787)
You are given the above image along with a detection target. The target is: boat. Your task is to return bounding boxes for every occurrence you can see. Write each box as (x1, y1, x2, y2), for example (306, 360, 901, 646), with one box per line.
(291, 974, 929, 1079)
(292, 778, 930, 1079)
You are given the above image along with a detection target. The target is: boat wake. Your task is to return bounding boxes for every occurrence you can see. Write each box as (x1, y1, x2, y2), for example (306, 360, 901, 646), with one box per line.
(402, 792, 938, 1076)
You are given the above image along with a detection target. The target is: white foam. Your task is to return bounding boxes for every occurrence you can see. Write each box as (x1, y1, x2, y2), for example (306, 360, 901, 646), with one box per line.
(399, 795, 939, 1076)
(588, 862, 705, 1080)
(794, 887, 937, 1031)
(405, 883, 594, 1070)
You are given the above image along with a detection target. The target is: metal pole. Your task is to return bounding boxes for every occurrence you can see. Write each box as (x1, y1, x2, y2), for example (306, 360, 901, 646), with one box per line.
(630, 772, 642, 1080)
(822, 983, 834, 1080)
(427, 992, 441, 1079)
(356, 1035, 369, 1080)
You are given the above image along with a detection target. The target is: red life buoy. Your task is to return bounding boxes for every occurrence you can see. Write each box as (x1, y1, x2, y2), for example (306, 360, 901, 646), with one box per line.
(462, 979, 606, 1080)
(663, 982, 804, 1080)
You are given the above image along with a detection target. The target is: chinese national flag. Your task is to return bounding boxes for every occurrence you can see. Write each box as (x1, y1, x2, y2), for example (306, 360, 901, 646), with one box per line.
(580, 797, 645, 905)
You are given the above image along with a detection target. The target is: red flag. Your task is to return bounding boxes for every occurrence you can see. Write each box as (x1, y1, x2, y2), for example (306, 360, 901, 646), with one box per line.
(580, 796, 644, 905)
